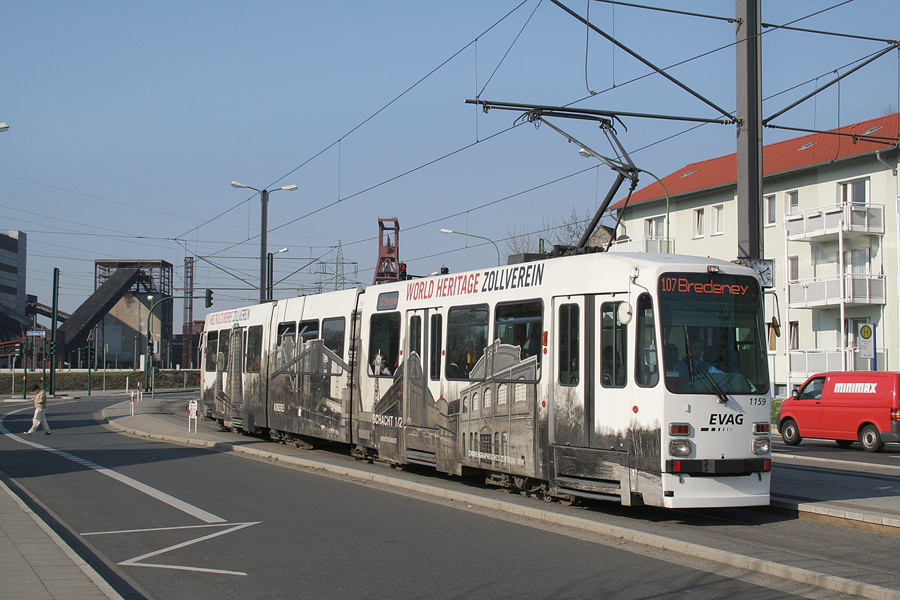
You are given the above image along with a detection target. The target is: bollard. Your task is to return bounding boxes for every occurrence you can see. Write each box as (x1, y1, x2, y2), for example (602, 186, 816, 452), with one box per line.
(130, 391, 135, 416)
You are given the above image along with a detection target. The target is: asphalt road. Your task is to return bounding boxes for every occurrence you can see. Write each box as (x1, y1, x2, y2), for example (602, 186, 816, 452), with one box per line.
(2, 395, 898, 599)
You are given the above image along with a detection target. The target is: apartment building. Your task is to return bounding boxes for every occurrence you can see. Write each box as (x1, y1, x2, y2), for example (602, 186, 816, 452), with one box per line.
(611, 113, 900, 395)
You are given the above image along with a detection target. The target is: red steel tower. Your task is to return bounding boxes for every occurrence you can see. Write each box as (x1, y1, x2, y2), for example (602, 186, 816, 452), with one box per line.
(373, 217, 400, 285)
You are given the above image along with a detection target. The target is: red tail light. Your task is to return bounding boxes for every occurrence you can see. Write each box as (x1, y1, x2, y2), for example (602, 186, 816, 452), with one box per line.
(891, 409, 900, 421)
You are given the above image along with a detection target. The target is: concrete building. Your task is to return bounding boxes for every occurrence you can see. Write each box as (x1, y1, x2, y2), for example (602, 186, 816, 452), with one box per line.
(611, 113, 899, 396)
(0, 230, 26, 320)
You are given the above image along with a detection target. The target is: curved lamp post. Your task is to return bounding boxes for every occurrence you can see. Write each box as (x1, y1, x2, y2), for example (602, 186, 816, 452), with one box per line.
(266, 247, 289, 301)
(231, 181, 298, 303)
(440, 228, 501, 266)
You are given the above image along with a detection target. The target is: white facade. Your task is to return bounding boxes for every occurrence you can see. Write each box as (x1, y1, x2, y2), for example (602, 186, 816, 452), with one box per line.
(613, 122, 899, 396)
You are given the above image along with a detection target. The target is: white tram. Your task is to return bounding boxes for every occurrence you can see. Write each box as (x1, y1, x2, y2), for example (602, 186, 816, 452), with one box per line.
(200, 252, 772, 509)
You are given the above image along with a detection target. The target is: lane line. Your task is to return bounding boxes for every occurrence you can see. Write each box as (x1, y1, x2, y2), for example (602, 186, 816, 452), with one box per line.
(1, 405, 226, 524)
(116, 521, 260, 576)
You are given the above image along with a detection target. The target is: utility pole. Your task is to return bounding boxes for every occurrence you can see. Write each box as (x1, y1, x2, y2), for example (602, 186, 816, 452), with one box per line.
(735, 0, 763, 263)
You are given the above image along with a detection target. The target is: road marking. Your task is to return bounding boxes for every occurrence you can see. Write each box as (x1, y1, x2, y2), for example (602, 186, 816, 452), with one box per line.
(0, 405, 226, 524)
(86, 521, 260, 576)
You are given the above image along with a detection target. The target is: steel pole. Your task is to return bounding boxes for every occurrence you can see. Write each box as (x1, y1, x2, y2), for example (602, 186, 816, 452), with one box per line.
(50, 268, 59, 395)
(260, 189, 269, 304)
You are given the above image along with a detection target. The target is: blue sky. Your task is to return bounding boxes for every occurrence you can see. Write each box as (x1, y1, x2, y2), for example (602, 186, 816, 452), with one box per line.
(2, 0, 898, 325)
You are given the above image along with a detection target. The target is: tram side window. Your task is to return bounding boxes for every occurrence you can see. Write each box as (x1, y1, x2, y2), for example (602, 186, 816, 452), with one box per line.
(369, 312, 400, 377)
(558, 303, 579, 386)
(446, 304, 489, 380)
(601, 302, 627, 388)
(635, 294, 658, 388)
(409, 316, 422, 357)
(277, 322, 296, 347)
(205, 331, 218, 372)
(429, 314, 442, 381)
(246, 325, 262, 373)
(299, 319, 319, 344)
(322, 317, 345, 358)
(218, 330, 231, 372)
(495, 300, 542, 383)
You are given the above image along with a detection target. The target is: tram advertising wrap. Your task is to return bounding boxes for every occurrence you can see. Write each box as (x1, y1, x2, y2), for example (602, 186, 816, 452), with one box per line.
(201, 253, 771, 509)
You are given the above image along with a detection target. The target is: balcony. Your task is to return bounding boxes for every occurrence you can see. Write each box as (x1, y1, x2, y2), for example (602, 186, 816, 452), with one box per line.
(785, 202, 884, 242)
(788, 347, 888, 380)
(607, 236, 674, 254)
(788, 273, 885, 308)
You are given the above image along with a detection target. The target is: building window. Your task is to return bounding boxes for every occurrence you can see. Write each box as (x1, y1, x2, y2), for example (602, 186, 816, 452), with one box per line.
(765, 195, 776, 226)
(484, 388, 492, 408)
(712, 204, 724, 235)
(644, 215, 665, 238)
(497, 383, 508, 405)
(692, 208, 704, 238)
(841, 178, 867, 204)
(789, 321, 799, 350)
(473, 391, 480, 412)
(788, 256, 799, 282)
(786, 190, 799, 213)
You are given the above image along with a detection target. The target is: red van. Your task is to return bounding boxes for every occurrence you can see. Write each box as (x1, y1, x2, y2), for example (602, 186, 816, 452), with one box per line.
(778, 371, 900, 452)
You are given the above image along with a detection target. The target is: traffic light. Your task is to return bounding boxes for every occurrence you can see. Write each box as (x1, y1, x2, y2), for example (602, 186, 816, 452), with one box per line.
(88, 345, 96, 361)
(399, 263, 407, 281)
(18, 340, 25, 357)
(205, 288, 214, 308)
(48, 340, 56, 356)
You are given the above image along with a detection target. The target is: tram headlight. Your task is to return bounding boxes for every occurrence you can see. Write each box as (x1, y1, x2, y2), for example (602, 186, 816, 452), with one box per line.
(669, 439, 693, 457)
(752, 437, 771, 455)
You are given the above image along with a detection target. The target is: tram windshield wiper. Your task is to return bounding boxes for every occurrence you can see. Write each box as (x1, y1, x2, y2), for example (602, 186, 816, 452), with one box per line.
(683, 325, 729, 405)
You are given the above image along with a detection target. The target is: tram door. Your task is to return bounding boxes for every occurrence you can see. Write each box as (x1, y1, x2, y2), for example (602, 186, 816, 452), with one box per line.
(403, 309, 442, 454)
(552, 295, 629, 450)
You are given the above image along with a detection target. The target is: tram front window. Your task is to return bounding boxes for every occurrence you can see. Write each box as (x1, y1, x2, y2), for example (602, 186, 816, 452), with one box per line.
(658, 272, 769, 395)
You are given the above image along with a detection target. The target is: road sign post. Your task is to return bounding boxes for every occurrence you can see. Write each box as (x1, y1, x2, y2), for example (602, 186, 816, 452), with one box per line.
(858, 323, 874, 369)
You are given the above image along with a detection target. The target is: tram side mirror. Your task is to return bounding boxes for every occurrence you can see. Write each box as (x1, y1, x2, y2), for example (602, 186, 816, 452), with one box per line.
(617, 302, 633, 325)
(770, 315, 781, 337)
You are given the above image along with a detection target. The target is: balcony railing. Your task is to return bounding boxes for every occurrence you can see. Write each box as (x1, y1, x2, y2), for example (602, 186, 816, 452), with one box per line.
(788, 347, 888, 380)
(788, 273, 885, 308)
(785, 202, 884, 241)
(607, 236, 674, 254)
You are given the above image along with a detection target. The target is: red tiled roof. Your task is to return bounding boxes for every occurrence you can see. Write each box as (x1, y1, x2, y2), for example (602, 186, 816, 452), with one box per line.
(613, 113, 900, 209)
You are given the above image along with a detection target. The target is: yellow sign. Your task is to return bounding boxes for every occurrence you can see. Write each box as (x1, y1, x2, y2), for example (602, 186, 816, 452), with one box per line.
(859, 325, 873, 340)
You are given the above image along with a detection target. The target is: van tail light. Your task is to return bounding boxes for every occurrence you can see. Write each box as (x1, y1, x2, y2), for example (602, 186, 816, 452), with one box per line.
(892, 409, 900, 421)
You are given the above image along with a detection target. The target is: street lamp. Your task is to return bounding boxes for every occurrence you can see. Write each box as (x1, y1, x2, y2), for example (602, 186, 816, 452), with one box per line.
(231, 180, 298, 303)
(267, 247, 289, 301)
(441, 228, 502, 266)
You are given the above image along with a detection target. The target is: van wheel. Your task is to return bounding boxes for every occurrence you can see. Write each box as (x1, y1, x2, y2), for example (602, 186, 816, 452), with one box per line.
(781, 419, 802, 446)
(859, 424, 884, 453)
(835, 440, 853, 448)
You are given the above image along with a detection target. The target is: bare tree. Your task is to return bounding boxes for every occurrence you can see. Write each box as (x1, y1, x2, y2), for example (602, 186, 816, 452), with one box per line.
(504, 206, 611, 254)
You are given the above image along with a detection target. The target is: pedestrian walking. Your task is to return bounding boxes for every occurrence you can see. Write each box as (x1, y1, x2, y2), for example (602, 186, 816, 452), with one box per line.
(26, 385, 51, 435)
